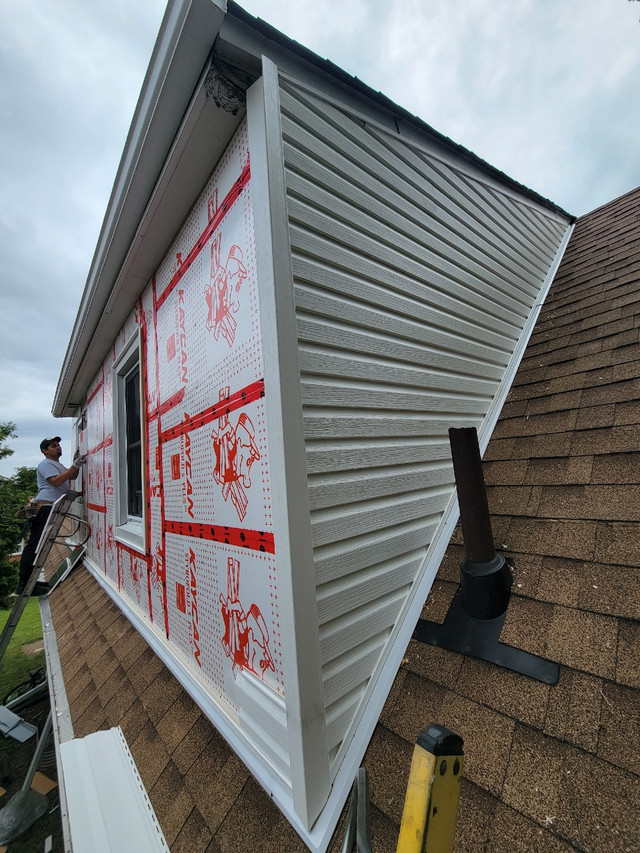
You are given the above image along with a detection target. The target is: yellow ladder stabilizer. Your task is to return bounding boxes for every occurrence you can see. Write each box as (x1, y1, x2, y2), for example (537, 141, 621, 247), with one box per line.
(396, 724, 464, 853)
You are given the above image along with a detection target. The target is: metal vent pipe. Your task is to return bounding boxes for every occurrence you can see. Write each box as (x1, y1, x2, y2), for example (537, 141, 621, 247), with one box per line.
(448, 427, 512, 620)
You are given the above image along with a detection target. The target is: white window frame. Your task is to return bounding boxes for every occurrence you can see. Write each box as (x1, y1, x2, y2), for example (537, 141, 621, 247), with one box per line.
(112, 332, 146, 552)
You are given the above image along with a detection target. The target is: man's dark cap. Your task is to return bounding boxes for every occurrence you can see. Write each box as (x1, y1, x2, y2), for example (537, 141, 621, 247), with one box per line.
(40, 436, 62, 452)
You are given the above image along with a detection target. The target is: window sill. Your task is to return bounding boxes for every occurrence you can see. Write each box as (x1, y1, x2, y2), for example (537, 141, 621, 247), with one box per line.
(114, 518, 145, 553)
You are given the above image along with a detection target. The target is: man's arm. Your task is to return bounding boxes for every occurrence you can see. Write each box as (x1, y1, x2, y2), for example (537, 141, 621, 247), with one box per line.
(47, 463, 80, 488)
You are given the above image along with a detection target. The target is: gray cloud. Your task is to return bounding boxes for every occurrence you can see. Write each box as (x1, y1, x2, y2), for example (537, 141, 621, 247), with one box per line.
(1, 0, 639, 474)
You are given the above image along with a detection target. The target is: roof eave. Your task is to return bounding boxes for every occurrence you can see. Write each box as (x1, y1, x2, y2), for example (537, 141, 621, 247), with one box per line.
(53, 0, 227, 418)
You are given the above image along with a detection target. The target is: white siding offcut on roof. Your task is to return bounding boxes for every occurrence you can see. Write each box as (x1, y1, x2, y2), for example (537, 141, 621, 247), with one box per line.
(278, 75, 570, 775)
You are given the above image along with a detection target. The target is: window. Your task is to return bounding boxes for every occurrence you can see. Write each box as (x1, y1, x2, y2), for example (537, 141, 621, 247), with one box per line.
(124, 364, 143, 518)
(113, 334, 145, 550)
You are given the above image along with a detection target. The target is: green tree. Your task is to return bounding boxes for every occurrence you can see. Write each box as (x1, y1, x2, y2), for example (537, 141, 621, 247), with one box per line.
(0, 421, 17, 461)
(0, 425, 37, 606)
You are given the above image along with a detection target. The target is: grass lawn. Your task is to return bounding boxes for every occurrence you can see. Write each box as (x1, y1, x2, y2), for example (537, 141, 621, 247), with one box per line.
(0, 599, 45, 705)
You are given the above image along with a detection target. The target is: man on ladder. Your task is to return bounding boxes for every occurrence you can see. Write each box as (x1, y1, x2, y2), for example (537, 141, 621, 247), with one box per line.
(15, 436, 84, 597)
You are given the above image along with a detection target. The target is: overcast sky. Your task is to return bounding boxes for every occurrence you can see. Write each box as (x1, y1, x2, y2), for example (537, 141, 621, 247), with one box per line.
(1, 0, 638, 476)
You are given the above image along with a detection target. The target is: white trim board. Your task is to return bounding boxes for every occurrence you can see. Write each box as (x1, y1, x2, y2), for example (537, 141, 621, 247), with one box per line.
(60, 728, 169, 853)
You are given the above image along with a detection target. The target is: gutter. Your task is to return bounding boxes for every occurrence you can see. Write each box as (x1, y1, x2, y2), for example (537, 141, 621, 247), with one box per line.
(40, 594, 73, 852)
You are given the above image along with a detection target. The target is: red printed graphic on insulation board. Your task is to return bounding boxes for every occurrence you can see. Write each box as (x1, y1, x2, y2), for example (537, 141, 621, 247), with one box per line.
(212, 387, 260, 522)
(205, 231, 248, 347)
(220, 556, 274, 680)
(130, 555, 144, 605)
(166, 288, 189, 390)
(187, 547, 202, 667)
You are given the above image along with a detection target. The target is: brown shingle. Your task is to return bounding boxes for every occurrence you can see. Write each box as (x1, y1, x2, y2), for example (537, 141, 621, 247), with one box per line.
(615, 620, 640, 688)
(535, 557, 582, 608)
(156, 691, 202, 754)
(505, 518, 597, 561)
(543, 668, 603, 752)
(170, 713, 218, 776)
(103, 676, 137, 726)
(183, 750, 248, 834)
(149, 761, 195, 846)
(596, 684, 640, 778)
(364, 726, 414, 826)
(522, 456, 594, 486)
(131, 719, 171, 791)
(577, 562, 640, 620)
(537, 485, 640, 521)
(439, 692, 515, 797)
(400, 639, 464, 688)
(170, 808, 216, 853)
(65, 663, 92, 704)
(118, 698, 151, 744)
(593, 521, 640, 567)
(453, 781, 497, 853)
(455, 657, 550, 729)
(489, 802, 579, 853)
(561, 747, 640, 853)
(125, 644, 165, 692)
(482, 458, 529, 485)
(501, 725, 566, 827)
(591, 451, 640, 484)
(375, 671, 445, 746)
(505, 602, 618, 679)
(73, 695, 110, 739)
(614, 398, 640, 425)
(570, 423, 640, 455)
(420, 579, 457, 622)
(139, 667, 184, 724)
(213, 776, 302, 853)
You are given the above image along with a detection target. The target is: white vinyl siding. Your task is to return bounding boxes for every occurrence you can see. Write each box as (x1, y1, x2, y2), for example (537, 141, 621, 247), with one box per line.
(278, 75, 570, 777)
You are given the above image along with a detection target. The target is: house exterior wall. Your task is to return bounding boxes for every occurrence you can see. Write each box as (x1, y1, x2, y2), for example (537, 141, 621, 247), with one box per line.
(65, 34, 573, 850)
(277, 74, 572, 777)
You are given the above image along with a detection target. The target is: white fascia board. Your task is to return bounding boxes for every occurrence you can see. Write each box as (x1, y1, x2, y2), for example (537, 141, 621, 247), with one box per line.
(54, 0, 226, 417)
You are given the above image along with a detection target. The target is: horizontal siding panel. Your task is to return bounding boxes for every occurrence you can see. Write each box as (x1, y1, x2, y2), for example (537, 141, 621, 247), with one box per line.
(283, 134, 546, 290)
(293, 265, 518, 358)
(317, 554, 420, 625)
(300, 378, 490, 415)
(325, 689, 366, 753)
(322, 635, 389, 708)
(287, 200, 532, 328)
(237, 673, 291, 786)
(279, 83, 556, 279)
(319, 588, 408, 664)
(296, 314, 510, 374)
(310, 489, 451, 547)
(313, 520, 438, 586)
(291, 243, 528, 346)
(303, 412, 482, 440)
(308, 462, 453, 510)
(299, 347, 498, 396)
(285, 166, 540, 313)
(305, 438, 451, 475)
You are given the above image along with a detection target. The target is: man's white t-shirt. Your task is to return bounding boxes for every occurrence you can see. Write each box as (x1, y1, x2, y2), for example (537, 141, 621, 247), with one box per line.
(36, 459, 69, 502)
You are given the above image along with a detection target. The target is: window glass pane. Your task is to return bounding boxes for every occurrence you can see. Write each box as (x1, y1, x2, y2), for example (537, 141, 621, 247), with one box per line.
(124, 365, 143, 518)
